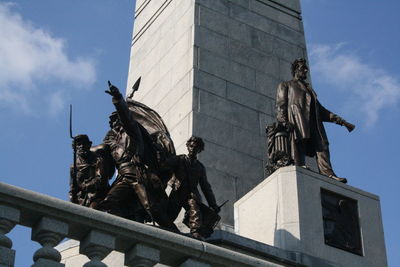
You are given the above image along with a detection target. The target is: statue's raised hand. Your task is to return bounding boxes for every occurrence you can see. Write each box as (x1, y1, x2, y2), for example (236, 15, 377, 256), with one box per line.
(105, 80, 122, 98)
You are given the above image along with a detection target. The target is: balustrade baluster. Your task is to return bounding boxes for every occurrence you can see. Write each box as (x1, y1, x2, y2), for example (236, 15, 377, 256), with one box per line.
(125, 243, 160, 267)
(80, 230, 115, 267)
(0, 205, 20, 267)
(31, 217, 69, 267)
(179, 258, 211, 267)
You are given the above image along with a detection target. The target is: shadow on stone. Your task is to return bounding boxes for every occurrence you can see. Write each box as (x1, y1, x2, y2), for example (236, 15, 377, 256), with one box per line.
(273, 228, 300, 252)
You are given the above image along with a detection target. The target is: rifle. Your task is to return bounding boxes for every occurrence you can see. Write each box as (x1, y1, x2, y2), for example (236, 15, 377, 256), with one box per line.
(69, 105, 78, 202)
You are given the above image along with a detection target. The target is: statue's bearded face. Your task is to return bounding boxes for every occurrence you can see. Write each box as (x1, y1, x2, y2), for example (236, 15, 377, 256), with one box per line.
(187, 141, 201, 157)
(109, 116, 121, 130)
(295, 63, 308, 81)
(76, 140, 91, 157)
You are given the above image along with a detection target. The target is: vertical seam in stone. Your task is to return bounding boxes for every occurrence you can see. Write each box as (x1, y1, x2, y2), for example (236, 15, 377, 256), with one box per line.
(196, 3, 200, 26)
(275, 175, 280, 246)
(295, 171, 301, 242)
(234, 176, 238, 200)
(197, 88, 201, 113)
(196, 46, 200, 69)
(188, 111, 193, 137)
(199, 241, 206, 261)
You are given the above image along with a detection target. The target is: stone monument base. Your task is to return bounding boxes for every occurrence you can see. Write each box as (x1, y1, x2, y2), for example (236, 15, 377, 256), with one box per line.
(234, 166, 387, 267)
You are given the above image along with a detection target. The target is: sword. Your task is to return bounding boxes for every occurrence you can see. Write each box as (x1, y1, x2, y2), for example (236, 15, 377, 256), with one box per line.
(218, 200, 229, 209)
(209, 200, 229, 231)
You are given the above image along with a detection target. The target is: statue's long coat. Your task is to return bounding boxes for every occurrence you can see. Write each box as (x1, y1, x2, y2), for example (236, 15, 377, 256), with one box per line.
(275, 80, 336, 156)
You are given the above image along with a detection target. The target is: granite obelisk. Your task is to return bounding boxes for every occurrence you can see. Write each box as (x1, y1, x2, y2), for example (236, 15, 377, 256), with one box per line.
(127, 0, 308, 228)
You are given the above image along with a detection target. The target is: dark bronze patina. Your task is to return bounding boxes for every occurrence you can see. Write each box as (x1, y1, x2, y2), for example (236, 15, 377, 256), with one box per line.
(162, 136, 221, 239)
(265, 122, 294, 176)
(69, 135, 114, 208)
(68, 79, 223, 237)
(97, 81, 178, 231)
(269, 58, 355, 183)
(321, 189, 363, 255)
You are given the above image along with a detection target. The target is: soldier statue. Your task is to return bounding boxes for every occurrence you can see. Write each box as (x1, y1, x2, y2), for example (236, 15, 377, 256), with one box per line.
(164, 136, 220, 239)
(98, 81, 178, 231)
(275, 58, 354, 183)
(69, 134, 113, 208)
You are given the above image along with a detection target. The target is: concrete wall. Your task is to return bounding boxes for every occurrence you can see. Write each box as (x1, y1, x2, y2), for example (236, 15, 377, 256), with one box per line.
(127, 0, 307, 227)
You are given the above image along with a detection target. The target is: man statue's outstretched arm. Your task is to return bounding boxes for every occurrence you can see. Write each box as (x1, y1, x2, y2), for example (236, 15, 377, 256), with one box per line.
(318, 101, 355, 131)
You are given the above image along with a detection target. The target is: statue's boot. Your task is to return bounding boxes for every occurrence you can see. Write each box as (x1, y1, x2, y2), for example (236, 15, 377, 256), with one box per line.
(190, 231, 204, 240)
(133, 182, 155, 223)
(329, 175, 347, 184)
(145, 209, 156, 226)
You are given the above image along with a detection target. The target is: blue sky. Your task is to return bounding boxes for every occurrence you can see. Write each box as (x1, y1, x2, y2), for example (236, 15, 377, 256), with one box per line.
(0, 0, 398, 266)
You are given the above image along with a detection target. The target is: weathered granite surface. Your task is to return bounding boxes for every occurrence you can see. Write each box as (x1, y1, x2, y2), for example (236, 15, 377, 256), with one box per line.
(126, 0, 311, 228)
(234, 166, 388, 267)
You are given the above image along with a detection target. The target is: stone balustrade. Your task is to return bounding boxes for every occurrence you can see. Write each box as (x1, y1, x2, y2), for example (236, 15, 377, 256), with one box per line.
(0, 181, 343, 267)
(0, 182, 293, 267)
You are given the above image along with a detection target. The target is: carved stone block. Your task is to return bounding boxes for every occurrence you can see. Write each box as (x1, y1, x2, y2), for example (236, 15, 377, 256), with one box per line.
(179, 258, 211, 267)
(125, 243, 160, 267)
(234, 166, 387, 267)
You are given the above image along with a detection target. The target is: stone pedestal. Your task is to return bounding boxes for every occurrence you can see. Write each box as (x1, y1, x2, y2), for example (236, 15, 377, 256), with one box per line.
(127, 0, 309, 227)
(234, 166, 387, 267)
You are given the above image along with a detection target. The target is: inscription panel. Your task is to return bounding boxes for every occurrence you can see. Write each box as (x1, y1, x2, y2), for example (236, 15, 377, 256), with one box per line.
(320, 189, 363, 255)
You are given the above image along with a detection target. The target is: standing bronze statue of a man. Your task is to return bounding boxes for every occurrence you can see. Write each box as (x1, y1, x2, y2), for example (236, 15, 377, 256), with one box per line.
(164, 136, 220, 239)
(69, 135, 113, 208)
(275, 58, 354, 183)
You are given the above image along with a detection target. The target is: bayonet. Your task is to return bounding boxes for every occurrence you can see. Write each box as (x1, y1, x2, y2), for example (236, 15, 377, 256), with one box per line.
(127, 77, 141, 99)
(69, 104, 74, 139)
(69, 105, 78, 202)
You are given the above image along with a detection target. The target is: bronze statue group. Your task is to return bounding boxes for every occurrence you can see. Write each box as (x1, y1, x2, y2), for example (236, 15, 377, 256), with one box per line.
(69, 58, 354, 239)
(70, 81, 220, 239)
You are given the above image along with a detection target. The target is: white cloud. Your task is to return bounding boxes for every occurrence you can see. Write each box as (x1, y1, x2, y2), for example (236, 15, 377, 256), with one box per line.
(309, 43, 400, 126)
(47, 90, 65, 116)
(0, 3, 96, 115)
